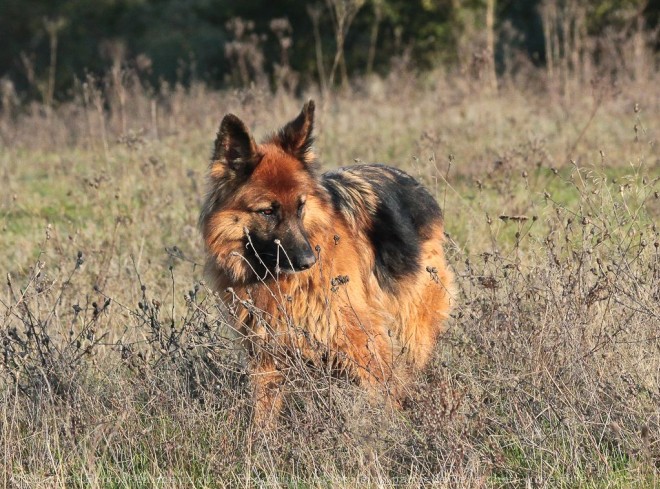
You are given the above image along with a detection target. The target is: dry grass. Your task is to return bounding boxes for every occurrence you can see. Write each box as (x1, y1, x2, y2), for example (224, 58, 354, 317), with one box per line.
(1, 69, 659, 487)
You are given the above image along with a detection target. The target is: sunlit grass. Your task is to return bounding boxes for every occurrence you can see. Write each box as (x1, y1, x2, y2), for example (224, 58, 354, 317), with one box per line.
(1, 73, 658, 487)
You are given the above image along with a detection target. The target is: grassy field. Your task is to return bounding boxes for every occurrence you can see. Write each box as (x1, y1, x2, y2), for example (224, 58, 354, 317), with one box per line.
(1, 72, 659, 487)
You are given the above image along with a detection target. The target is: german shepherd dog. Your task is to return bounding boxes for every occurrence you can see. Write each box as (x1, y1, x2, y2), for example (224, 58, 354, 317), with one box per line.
(200, 101, 454, 426)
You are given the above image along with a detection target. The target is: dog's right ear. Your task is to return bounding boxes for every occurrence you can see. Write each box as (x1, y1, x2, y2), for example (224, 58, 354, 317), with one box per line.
(212, 114, 260, 176)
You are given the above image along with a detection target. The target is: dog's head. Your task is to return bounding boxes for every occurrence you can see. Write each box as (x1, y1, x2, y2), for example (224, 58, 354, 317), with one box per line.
(201, 101, 330, 283)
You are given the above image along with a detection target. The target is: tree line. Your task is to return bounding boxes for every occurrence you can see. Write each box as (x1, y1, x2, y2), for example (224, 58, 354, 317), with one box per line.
(0, 0, 657, 101)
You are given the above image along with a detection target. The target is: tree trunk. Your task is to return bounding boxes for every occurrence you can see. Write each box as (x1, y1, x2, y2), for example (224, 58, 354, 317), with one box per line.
(485, 0, 498, 94)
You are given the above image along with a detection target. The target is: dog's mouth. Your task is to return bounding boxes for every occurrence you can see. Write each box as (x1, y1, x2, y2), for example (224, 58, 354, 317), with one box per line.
(274, 264, 314, 275)
(275, 266, 298, 275)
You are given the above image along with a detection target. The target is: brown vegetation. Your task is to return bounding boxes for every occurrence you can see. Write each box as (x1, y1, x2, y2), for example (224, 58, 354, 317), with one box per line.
(0, 58, 658, 486)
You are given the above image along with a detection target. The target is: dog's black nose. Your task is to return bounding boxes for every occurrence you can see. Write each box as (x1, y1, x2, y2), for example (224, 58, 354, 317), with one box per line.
(295, 250, 317, 270)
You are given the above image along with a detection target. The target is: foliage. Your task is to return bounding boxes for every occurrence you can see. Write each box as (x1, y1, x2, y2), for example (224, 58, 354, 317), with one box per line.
(0, 0, 657, 100)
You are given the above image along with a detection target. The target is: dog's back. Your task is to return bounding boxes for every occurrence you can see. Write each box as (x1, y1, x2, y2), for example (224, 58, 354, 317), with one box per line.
(322, 164, 453, 369)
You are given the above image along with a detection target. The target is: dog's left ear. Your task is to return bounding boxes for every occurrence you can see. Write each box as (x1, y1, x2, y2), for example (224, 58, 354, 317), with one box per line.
(275, 100, 315, 167)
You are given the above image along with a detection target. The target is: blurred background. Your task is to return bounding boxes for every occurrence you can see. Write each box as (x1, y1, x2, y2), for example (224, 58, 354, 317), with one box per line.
(1, 0, 658, 103)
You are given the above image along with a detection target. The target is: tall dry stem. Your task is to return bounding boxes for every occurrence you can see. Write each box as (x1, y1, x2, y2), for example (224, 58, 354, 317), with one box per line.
(325, 0, 365, 90)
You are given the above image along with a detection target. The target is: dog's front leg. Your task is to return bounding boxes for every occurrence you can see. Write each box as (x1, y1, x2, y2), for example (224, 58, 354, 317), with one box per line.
(250, 356, 285, 429)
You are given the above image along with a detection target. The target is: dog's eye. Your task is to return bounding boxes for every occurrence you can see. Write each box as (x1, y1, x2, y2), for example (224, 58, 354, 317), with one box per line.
(258, 208, 274, 216)
(297, 202, 305, 217)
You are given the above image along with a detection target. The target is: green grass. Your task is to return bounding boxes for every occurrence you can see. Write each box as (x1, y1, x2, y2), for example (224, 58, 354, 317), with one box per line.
(1, 73, 659, 487)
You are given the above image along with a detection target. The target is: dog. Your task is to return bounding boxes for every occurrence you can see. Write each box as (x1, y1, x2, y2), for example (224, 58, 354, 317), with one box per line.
(200, 100, 453, 426)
